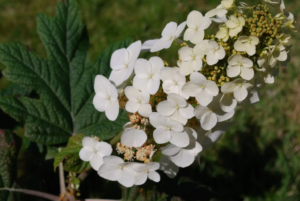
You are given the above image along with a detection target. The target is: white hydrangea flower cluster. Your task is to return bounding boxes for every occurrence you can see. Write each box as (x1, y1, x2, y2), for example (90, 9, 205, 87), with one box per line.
(80, 0, 295, 187)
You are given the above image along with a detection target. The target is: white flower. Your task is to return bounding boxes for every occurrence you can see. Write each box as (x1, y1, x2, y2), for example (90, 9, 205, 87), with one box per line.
(216, 25, 229, 42)
(149, 112, 189, 147)
(219, 94, 237, 112)
(277, 33, 291, 46)
(161, 127, 202, 168)
(121, 122, 147, 148)
(194, 95, 235, 130)
(184, 10, 212, 44)
(79, 137, 112, 170)
(160, 67, 188, 99)
(225, 15, 245, 37)
(234, 35, 259, 56)
(124, 86, 152, 117)
(256, 67, 279, 85)
(150, 21, 186, 52)
(203, 40, 226, 65)
(98, 156, 139, 187)
(157, 93, 194, 125)
(221, 78, 253, 102)
(132, 162, 160, 185)
(109, 41, 141, 86)
(93, 75, 119, 121)
(159, 155, 179, 178)
(269, 44, 288, 67)
(220, 0, 235, 9)
(205, 7, 228, 18)
(182, 72, 219, 106)
(263, 0, 279, 5)
(197, 122, 234, 150)
(133, 57, 164, 95)
(178, 44, 205, 76)
(141, 39, 159, 51)
(226, 54, 254, 80)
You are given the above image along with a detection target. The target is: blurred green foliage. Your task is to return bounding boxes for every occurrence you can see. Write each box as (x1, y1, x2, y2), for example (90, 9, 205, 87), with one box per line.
(0, 0, 299, 200)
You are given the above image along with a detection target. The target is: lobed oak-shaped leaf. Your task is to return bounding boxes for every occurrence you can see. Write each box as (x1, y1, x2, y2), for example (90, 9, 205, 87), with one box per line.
(0, 0, 132, 145)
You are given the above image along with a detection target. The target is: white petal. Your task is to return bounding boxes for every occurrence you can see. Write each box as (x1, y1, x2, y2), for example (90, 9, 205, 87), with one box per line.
(196, 91, 213, 106)
(227, 66, 240, 78)
(161, 144, 181, 156)
(157, 100, 176, 116)
(127, 40, 141, 63)
(96, 142, 113, 156)
(182, 82, 201, 97)
(170, 131, 190, 147)
(221, 82, 236, 93)
(201, 111, 218, 130)
(94, 75, 113, 94)
(194, 105, 210, 119)
(142, 39, 159, 50)
(246, 44, 256, 56)
(170, 149, 195, 168)
(79, 147, 94, 161)
(118, 167, 136, 187)
(148, 171, 160, 182)
(175, 21, 187, 37)
(110, 48, 129, 70)
(162, 21, 178, 37)
(217, 109, 235, 122)
(93, 93, 108, 112)
(234, 86, 248, 101)
(125, 100, 139, 113)
(233, 40, 245, 52)
(135, 172, 148, 185)
(82, 136, 97, 148)
(147, 77, 160, 95)
(147, 162, 160, 171)
(98, 164, 119, 181)
(121, 127, 147, 147)
(159, 155, 179, 178)
(138, 104, 152, 117)
(134, 59, 151, 75)
(160, 67, 176, 81)
(90, 154, 104, 170)
(168, 93, 187, 107)
(204, 80, 219, 96)
(150, 38, 173, 52)
(105, 100, 119, 121)
(206, 52, 219, 65)
(153, 128, 172, 144)
(179, 104, 194, 119)
(133, 76, 148, 92)
(240, 67, 254, 80)
(124, 86, 140, 101)
(149, 112, 164, 128)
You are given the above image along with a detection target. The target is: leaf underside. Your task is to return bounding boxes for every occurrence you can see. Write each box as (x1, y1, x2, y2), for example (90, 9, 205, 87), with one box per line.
(0, 0, 132, 145)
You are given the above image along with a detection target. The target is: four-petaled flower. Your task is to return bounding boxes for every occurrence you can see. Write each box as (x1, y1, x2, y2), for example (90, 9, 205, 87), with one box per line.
(221, 78, 253, 102)
(109, 40, 141, 86)
(157, 93, 194, 125)
(150, 21, 186, 52)
(121, 122, 148, 148)
(225, 15, 245, 37)
(234, 35, 259, 56)
(133, 162, 161, 185)
(133, 56, 164, 95)
(184, 10, 212, 44)
(79, 137, 112, 170)
(226, 54, 254, 80)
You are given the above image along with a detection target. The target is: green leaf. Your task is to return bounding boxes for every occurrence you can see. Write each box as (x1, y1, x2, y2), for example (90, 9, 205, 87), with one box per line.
(0, 130, 21, 201)
(0, 0, 133, 145)
(0, 84, 32, 97)
(53, 134, 90, 173)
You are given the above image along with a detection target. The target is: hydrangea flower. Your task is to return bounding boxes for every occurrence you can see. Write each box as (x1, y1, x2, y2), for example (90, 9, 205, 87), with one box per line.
(161, 127, 202, 168)
(202, 40, 226, 65)
(178, 44, 205, 76)
(219, 94, 237, 112)
(221, 78, 253, 102)
(109, 40, 141, 86)
(133, 57, 164, 95)
(160, 67, 188, 99)
(216, 25, 229, 42)
(194, 95, 235, 130)
(98, 156, 139, 187)
(234, 35, 259, 56)
(225, 15, 245, 36)
(159, 155, 179, 178)
(121, 122, 147, 148)
(124, 86, 152, 117)
(149, 112, 189, 147)
(150, 21, 186, 52)
(269, 44, 288, 66)
(133, 162, 160, 185)
(79, 137, 112, 170)
(226, 54, 254, 80)
(184, 10, 212, 44)
(93, 75, 119, 121)
(182, 72, 219, 106)
(157, 93, 194, 125)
